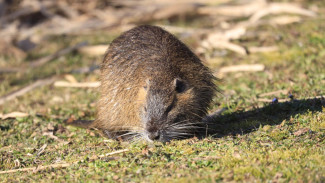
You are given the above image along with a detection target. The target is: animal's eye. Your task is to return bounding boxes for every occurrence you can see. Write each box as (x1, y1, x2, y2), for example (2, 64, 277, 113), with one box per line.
(175, 78, 186, 93)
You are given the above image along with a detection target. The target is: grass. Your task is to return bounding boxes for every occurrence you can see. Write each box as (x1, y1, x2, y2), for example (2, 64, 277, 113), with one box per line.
(1, 4, 325, 183)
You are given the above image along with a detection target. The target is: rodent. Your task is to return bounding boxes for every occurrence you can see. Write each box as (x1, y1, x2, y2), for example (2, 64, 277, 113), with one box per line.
(69, 25, 217, 142)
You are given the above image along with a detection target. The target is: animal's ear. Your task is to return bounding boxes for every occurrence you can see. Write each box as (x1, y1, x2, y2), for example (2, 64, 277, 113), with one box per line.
(174, 78, 187, 93)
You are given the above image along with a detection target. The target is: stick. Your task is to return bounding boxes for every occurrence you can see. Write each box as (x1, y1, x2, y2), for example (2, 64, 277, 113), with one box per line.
(0, 112, 29, 119)
(257, 98, 289, 103)
(248, 46, 278, 53)
(29, 42, 88, 68)
(269, 15, 301, 25)
(0, 151, 125, 174)
(249, 3, 316, 23)
(0, 77, 57, 105)
(202, 41, 247, 55)
(78, 45, 108, 56)
(0, 163, 71, 174)
(99, 149, 129, 158)
(259, 89, 288, 97)
(0, 148, 129, 174)
(219, 64, 265, 73)
(197, 0, 266, 17)
(53, 81, 101, 88)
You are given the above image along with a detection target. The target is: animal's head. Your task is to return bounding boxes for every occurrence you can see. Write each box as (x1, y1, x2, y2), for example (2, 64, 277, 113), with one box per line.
(137, 76, 215, 142)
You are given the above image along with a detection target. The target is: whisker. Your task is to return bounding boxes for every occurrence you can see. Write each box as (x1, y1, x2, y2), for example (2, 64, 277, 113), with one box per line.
(168, 132, 192, 136)
(115, 131, 140, 138)
(171, 126, 203, 130)
(189, 111, 207, 118)
(169, 122, 203, 128)
(168, 120, 191, 127)
(130, 134, 145, 143)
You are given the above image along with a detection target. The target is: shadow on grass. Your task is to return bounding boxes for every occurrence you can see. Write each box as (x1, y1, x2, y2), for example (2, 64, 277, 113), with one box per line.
(204, 98, 324, 138)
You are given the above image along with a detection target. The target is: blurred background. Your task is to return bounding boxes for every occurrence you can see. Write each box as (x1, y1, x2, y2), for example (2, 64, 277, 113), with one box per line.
(0, 0, 323, 114)
(0, 0, 319, 66)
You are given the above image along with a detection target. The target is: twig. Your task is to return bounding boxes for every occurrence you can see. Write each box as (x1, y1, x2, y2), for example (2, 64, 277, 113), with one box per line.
(269, 15, 301, 25)
(156, 24, 209, 35)
(36, 144, 48, 156)
(43, 132, 68, 143)
(259, 89, 288, 97)
(0, 148, 130, 175)
(0, 112, 29, 119)
(0, 163, 71, 174)
(249, 3, 316, 23)
(0, 149, 129, 174)
(197, 0, 267, 17)
(64, 75, 78, 83)
(29, 41, 88, 68)
(78, 44, 108, 56)
(99, 149, 129, 158)
(219, 64, 265, 73)
(202, 27, 247, 42)
(248, 46, 278, 53)
(53, 81, 101, 88)
(0, 76, 57, 105)
(201, 41, 247, 55)
(257, 98, 289, 103)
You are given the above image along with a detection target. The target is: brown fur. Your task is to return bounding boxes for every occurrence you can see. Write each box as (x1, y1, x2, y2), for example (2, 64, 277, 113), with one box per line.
(69, 25, 217, 142)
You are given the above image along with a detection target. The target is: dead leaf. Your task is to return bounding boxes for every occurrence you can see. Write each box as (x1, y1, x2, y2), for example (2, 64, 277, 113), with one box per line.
(293, 128, 311, 136)
(141, 148, 149, 156)
(66, 115, 76, 124)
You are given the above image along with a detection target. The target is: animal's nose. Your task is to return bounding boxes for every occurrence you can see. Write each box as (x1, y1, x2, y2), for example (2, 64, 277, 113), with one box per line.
(148, 131, 160, 141)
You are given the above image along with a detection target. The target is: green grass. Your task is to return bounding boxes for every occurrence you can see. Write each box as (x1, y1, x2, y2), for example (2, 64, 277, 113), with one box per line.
(1, 5, 325, 183)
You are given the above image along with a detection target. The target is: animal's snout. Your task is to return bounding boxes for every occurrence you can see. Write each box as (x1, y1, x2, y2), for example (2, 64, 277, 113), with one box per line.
(148, 131, 160, 141)
(146, 123, 161, 141)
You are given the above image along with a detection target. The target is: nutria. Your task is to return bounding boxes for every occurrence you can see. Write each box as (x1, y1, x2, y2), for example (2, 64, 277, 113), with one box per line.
(69, 25, 217, 142)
